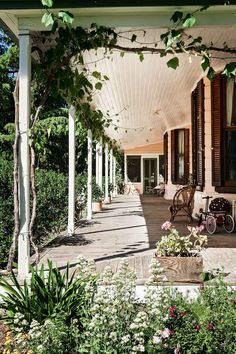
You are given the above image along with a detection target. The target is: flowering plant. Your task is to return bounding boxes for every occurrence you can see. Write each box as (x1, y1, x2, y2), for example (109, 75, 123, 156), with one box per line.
(156, 222, 208, 257)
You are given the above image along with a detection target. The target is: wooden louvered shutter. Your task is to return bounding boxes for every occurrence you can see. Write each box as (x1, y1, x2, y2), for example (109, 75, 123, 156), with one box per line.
(191, 91, 197, 185)
(211, 74, 222, 186)
(196, 80, 205, 187)
(192, 80, 205, 188)
(184, 128, 189, 180)
(164, 132, 168, 183)
(171, 130, 176, 183)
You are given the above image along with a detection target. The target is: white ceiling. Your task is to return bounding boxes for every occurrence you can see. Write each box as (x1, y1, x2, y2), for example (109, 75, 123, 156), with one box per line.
(83, 26, 236, 150)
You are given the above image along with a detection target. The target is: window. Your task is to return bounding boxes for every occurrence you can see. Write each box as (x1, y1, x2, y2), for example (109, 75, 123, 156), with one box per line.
(191, 80, 205, 188)
(211, 74, 236, 192)
(127, 155, 141, 182)
(171, 129, 189, 184)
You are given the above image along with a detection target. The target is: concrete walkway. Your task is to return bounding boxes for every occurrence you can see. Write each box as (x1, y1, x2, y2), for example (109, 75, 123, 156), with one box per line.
(39, 194, 236, 283)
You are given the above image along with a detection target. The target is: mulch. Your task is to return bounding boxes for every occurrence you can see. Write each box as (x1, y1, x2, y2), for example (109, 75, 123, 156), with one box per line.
(0, 321, 8, 348)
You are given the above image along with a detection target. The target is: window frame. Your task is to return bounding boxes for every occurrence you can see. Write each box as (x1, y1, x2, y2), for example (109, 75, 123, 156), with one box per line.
(126, 155, 141, 183)
(171, 128, 189, 185)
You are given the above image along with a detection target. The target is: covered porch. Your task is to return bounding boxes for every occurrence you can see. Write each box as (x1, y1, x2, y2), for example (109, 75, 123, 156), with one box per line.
(38, 194, 236, 283)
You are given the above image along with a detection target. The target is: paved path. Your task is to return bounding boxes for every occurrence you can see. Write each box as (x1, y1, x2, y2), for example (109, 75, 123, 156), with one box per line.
(39, 194, 236, 283)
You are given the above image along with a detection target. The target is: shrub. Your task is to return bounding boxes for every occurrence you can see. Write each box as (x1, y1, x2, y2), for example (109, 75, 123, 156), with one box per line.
(34, 169, 68, 245)
(0, 158, 14, 268)
(0, 164, 70, 267)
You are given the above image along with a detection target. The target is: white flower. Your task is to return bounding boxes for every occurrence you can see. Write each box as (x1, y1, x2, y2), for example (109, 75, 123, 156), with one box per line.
(153, 336, 162, 344)
(37, 344, 44, 352)
(136, 344, 145, 352)
(121, 334, 131, 344)
(161, 328, 172, 338)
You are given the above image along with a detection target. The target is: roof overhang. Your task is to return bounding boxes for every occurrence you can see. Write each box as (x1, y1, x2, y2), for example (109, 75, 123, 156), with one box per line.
(1, 2, 236, 150)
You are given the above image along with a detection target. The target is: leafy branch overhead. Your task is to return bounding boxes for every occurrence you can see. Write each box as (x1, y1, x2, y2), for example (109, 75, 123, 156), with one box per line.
(40, 0, 236, 88)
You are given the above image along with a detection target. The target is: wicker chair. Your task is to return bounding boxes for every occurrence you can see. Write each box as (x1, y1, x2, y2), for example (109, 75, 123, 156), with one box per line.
(169, 186, 196, 222)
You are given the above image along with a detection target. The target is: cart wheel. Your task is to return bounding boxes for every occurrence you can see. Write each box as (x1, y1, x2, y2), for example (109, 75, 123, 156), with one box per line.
(223, 214, 235, 233)
(206, 215, 217, 234)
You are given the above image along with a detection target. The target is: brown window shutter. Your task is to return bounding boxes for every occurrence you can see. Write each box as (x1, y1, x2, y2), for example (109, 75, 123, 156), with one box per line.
(184, 128, 189, 180)
(211, 74, 222, 186)
(192, 80, 205, 188)
(191, 90, 197, 185)
(164, 132, 168, 183)
(196, 80, 205, 187)
(171, 130, 176, 183)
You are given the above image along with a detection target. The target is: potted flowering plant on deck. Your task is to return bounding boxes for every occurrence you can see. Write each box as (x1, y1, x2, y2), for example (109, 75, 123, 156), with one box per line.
(92, 182, 104, 212)
(155, 221, 208, 283)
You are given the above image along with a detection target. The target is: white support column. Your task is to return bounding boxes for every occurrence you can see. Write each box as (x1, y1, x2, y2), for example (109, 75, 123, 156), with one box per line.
(98, 137, 103, 190)
(18, 31, 31, 279)
(113, 156, 116, 197)
(124, 154, 128, 183)
(67, 106, 75, 236)
(87, 129, 92, 220)
(95, 141, 99, 185)
(109, 148, 113, 199)
(105, 143, 109, 202)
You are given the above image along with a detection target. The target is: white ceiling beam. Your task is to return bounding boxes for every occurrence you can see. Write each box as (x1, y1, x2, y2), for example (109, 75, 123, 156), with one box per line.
(0, 5, 234, 32)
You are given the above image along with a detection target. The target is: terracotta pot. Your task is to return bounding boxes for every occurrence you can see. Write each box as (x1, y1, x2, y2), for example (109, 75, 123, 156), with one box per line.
(155, 255, 203, 283)
(92, 201, 102, 212)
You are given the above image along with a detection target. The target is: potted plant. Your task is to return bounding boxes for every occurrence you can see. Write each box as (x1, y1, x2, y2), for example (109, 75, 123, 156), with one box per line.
(155, 221, 208, 283)
(92, 182, 104, 212)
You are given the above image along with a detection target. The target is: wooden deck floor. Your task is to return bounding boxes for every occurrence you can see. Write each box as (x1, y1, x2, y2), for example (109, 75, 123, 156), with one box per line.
(39, 194, 236, 284)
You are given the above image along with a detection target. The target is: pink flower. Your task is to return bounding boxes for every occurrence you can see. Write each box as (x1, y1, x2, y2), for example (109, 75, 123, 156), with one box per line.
(195, 325, 201, 331)
(161, 221, 172, 231)
(207, 323, 213, 331)
(169, 307, 177, 317)
(196, 224, 204, 232)
(161, 328, 173, 338)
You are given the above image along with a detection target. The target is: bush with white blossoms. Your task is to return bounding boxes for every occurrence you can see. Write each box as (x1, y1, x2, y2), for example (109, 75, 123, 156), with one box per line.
(2, 256, 236, 354)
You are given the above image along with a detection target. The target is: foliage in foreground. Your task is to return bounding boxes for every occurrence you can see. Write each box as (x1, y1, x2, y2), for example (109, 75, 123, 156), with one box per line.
(0, 258, 236, 353)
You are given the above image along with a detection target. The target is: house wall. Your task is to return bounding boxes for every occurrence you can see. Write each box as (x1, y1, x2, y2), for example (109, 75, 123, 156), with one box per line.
(124, 142, 163, 194)
(164, 78, 236, 220)
(193, 78, 236, 217)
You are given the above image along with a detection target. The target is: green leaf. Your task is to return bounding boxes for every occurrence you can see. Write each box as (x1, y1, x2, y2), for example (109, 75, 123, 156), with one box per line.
(41, 0, 53, 7)
(167, 57, 179, 70)
(95, 82, 102, 90)
(131, 34, 137, 42)
(201, 56, 210, 71)
(92, 71, 101, 79)
(170, 11, 183, 23)
(120, 52, 125, 58)
(41, 12, 54, 27)
(183, 15, 196, 28)
(58, 11, 74, 25)
(207, 67, 215, 81)
(103, 75, 109, 81)
(222, 62, 236, 78)
(139, 53, 144, 62)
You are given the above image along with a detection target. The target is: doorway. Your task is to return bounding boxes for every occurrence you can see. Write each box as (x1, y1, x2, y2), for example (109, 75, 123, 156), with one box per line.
(143, 158, 157, 193)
